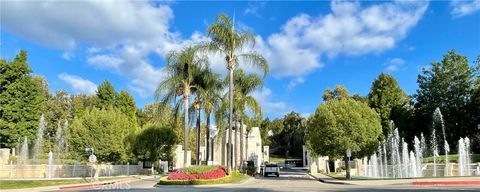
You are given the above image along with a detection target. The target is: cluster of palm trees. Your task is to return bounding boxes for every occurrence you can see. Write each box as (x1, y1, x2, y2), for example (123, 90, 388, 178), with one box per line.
(156, 13, 269, 173)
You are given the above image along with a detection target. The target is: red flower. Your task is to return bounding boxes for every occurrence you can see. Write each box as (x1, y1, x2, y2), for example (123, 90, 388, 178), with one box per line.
(168, 167, 227, 180)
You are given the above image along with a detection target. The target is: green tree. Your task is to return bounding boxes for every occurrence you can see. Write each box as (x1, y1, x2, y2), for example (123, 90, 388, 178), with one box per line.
(116, 89, 138, 132)
(156, 46, 207, 167)
(280, 112, 306, 158)
(0, 51, 46, 148)
(71, 94, 96, 117)
(414, 50, 477, 150)
(132, 125, 178, 163)
(95, 80, 116, 109)
(68, 108, 134, 162)
(306, 95, 382, 179)
(322, 86, 350, 101)
(259, 118, 272, 146)
(367, 73, 409, 137)
(205, 13, 269, 172)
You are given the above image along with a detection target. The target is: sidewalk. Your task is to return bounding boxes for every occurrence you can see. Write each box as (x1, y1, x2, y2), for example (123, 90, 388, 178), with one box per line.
(309, 173, 480, 186)
(2, 175, 156, 192)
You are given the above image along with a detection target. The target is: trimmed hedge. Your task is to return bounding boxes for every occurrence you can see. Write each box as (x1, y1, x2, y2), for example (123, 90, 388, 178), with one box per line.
(181, 165, 227, 174)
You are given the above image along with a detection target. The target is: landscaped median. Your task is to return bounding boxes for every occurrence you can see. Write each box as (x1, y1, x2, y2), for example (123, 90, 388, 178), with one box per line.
(158, 165, 250, 185)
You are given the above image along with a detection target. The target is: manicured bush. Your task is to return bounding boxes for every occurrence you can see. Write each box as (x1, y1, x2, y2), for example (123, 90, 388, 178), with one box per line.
(181, 165, 226, 174)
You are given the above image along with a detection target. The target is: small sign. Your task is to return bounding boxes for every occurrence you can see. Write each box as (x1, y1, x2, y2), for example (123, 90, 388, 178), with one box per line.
(346, 148, 351, 158)
(88, 154, 97, 163)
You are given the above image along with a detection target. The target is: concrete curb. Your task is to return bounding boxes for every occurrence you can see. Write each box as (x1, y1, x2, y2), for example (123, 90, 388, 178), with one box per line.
(2, 175, 156, 192)
(412, 180, 480, 186)
(308, 173, 349, 185)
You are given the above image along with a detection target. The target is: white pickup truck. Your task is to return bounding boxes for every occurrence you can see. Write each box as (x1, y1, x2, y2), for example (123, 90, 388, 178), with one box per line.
(264, 164, 280, 177)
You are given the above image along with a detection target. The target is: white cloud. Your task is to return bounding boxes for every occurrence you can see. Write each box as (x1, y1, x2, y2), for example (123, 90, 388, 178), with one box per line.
(1, 0, 428, 99)
(287, 77, 305, 90)
(58, 73, 97, 95)
(2, 1, 176, 96)
(252, 88, 290, 116)
(451, 0, 480, 17)
(61, 51, 74, 61)
(385, 58, 405, 72)
(1, 1, 173, 49)
(244, 1, 267, 16)
(261, 1, 428, 78)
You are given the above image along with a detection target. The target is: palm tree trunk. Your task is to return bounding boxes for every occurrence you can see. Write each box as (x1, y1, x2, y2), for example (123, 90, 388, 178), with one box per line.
(228, 67, 234, 173)
(240, 119, 244, 170)
(196, 107, 201, 165)
(234, 119, 238, 169)
(206, 112, 211, 162)
(183, 94, 189, 168)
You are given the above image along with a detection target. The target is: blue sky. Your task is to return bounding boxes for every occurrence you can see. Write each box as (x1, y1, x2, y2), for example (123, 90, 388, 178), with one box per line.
(1, 1, 479, 119)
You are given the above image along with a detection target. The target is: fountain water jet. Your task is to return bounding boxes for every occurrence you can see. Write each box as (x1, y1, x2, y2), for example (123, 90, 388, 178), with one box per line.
(33, 115, 46, 162)
(401, 139, 409, 178)
(19, 136, 29, 164)
(410, 151, 417, 177)
(414, 136, 424, 177)
(458, 137, 471, 176)
(431, 129, 439, 177)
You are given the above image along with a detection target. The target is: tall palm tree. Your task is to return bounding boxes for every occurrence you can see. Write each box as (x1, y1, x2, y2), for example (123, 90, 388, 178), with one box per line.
(199, 71, 223, 162)
(190, 68, 223, 165)
(156, 46, 208, 167)
(232, 69, 263, 169)
(205, 13, 269, 172)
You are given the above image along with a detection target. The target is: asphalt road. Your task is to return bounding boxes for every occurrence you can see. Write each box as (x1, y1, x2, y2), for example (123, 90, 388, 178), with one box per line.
(81, 169, 480, 192)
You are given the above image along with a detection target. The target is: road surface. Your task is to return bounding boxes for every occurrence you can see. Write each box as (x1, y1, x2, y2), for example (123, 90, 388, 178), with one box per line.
(80, 169, 480, 192)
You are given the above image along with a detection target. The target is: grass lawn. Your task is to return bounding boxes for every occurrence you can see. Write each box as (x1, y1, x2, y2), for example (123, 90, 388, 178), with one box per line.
(423, 154, 480, 163)
(326, 173, 346, 180)
(0, 176, 129, 190)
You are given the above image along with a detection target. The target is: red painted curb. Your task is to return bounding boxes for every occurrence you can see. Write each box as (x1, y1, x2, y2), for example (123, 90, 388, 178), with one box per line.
(59, 181, 115, 189)
(412, 181, 480, 186)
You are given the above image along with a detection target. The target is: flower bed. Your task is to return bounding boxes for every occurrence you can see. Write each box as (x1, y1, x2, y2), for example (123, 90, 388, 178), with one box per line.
(167, 166, 227, 180)
(159, 170, 249, 185)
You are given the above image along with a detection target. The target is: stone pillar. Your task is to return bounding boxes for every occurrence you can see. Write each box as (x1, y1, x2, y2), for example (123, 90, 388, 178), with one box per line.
(302, 145, 308, 167)
(199, 146, 206, 162)
(0, 148, 11, 165)
(263, 146, 269, 163)
(186, 150, 191, 167)
(174, 145, 184, 169)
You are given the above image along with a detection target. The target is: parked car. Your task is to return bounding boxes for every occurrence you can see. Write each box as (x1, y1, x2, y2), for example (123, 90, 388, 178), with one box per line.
(264, 163, 280, 177)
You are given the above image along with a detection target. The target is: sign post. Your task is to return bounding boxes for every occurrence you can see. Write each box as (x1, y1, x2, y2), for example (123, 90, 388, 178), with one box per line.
(346, 148, 351, 180)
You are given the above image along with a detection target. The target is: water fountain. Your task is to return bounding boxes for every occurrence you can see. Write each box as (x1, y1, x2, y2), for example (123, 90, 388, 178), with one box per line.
(413, 136, 424, 177)
(401, 139, 409, 178)
(409, 151, 417, 177)
(33, 115, 46, 162)
(431, 129, 439, 177)
(458, 137, 471, 176)
(54, 120, 68, 163)
(433, 108, 449, 174)
(382, 143, 387, 177)
(19, 136, 29, 164)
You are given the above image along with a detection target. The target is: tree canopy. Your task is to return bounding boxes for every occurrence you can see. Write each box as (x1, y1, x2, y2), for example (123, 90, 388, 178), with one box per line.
(368, 73, 409, 137)
(0, 51, 46, 148)
(132, 125, 178, 162)
(306, 92, 382, 159)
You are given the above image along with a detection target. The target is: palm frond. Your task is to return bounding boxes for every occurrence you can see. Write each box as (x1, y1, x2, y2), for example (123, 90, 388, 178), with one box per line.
(239, 51, 269, 77)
